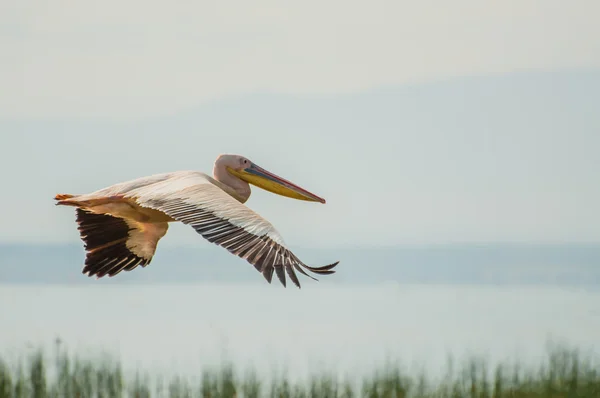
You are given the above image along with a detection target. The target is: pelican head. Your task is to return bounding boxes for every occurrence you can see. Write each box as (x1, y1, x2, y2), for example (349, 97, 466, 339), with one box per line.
(216, 154, 326, 203)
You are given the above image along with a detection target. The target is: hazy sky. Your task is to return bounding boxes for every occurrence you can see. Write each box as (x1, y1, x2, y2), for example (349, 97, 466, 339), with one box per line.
(2, 0, 600, 119)
(2, 1, 599, 248)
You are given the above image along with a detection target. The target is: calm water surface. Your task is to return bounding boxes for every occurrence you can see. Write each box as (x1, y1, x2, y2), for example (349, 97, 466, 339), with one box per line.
(1, 284, 599, 380)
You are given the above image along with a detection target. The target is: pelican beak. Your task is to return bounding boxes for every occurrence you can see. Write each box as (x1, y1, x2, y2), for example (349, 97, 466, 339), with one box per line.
(227, 163, 326, 203)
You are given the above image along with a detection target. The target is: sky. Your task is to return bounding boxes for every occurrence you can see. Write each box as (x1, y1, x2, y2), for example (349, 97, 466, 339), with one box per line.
(3, 0, 600, 120)
(1, 1, 600, 248)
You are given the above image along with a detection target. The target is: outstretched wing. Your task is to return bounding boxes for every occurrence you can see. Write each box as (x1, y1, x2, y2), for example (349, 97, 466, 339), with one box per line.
(123, 171, 338, 288)
(75, 208, 168, 278)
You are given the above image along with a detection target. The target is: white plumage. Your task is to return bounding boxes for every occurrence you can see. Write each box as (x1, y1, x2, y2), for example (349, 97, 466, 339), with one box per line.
(55, 155, 338, 288)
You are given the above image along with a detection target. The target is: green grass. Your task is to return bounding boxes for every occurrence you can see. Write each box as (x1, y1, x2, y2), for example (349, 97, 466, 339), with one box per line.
(0, 341, 598, 397)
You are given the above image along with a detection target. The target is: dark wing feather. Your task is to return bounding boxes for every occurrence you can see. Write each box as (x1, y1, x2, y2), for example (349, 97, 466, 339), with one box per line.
(75, 209, 159, 278)
(135, 185, 339, 288)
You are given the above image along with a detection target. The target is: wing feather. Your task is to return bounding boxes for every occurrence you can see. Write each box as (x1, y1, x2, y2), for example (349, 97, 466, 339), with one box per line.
(123, 172, 338, 288)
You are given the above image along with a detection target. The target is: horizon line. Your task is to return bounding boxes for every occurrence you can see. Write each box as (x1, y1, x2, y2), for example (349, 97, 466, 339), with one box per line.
(2, 241, 600, 250)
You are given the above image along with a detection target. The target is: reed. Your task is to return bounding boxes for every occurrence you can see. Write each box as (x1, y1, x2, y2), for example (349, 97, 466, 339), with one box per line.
(0, 341, 598, 397)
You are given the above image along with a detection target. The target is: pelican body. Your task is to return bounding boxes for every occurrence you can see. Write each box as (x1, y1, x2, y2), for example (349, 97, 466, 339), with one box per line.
(54, 154, 339, 288)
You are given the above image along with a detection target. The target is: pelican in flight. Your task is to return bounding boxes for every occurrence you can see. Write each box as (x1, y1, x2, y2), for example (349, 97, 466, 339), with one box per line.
(54, 154, 339, 288)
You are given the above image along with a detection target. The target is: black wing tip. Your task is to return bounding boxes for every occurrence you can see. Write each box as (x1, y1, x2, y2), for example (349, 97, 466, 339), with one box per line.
(82, 255, 148, 279)
(80, 242, 151, 279)
(267, 259, 339, 289)
(302, 260, 340, 275)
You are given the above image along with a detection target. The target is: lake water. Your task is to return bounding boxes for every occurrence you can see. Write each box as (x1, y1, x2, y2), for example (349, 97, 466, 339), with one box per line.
(1, 283, 599, 381)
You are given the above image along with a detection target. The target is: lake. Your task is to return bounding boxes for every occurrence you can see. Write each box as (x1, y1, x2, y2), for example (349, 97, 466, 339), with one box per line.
(1, 283, 599, 382)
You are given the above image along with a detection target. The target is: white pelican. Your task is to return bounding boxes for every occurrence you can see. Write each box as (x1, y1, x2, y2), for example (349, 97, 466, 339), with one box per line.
(54, 154, 339, 288)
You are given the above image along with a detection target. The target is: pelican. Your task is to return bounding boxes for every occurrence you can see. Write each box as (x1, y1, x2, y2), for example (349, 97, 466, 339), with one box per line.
(54, 154, 339, 288)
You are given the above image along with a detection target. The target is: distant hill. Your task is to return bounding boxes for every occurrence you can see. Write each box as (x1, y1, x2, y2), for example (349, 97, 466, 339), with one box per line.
(2, 69, 600, 247)
(1, 243, 599, 288)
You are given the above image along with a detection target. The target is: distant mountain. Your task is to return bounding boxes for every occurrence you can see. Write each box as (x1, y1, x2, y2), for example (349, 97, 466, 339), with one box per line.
(1, 243, 599, 288)
(2, 69, 600, 247)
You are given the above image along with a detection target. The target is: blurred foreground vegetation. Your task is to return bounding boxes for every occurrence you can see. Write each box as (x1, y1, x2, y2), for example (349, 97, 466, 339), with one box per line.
(0, 342, 598, 398)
